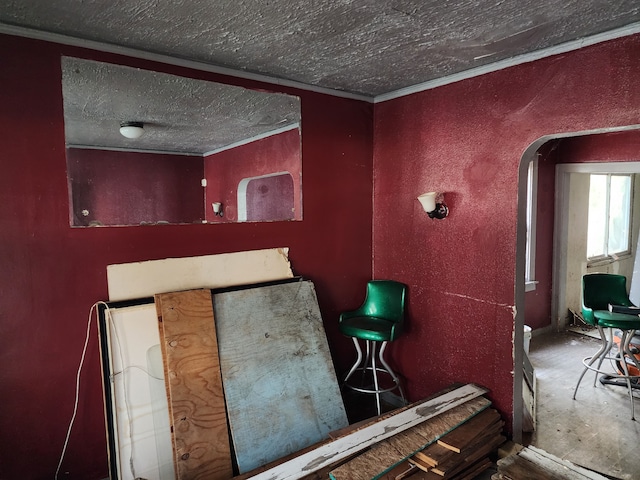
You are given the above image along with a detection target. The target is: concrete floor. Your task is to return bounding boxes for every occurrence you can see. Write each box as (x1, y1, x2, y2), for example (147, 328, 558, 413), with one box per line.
(528, 330, 640, 480)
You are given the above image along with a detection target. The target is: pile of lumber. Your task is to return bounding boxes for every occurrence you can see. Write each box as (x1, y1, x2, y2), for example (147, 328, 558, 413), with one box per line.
(234, 384, 505, 480)
(404, 407, 505, 479)
(493, 446, 609, 480)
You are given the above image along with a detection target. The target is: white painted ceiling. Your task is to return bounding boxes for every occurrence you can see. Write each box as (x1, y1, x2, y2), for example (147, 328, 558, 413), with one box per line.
(2, 1, 639, 152)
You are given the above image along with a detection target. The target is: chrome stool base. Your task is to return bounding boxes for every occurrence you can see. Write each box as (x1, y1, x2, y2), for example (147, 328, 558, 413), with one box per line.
(573, 326, 640, 420)
(342, 338, 406, 416)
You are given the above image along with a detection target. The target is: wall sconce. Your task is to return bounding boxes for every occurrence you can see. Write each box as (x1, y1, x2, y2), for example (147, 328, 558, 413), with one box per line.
(119, 121, 144, 139)
(212, 202, 224, 217)
(417, 192, 449, 219)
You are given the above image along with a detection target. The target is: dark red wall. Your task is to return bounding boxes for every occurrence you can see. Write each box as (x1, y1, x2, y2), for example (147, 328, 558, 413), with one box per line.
(522, 141, 558, 331)
(373, 35, 640, 428)
(204, 128, 301, 223)
(559, 129, 640, 162)
(67, 148, 204, 226)
(0, 34, 372, 479)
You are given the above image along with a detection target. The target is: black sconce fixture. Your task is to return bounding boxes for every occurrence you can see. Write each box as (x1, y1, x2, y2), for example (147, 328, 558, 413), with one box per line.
(212, 202, 224, 217)
(417, 192, 449, 219)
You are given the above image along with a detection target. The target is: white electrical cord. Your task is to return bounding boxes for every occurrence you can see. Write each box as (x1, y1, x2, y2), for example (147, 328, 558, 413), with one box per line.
(55, 301, 161, 480)
(55, 301, 104, 480)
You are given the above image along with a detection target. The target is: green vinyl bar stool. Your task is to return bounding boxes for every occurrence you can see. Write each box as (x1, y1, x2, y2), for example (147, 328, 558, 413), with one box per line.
(574, 273, 640, 420)
(339, 280, 407, 415)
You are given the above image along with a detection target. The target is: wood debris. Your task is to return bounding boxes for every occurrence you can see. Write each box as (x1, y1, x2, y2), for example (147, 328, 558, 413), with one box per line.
(404, 407, 505, 479)
(492, 445, 609, 480)
(327, 392, 504, 480)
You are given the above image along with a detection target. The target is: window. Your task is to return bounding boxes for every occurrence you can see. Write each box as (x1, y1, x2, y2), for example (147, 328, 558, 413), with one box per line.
(587, 173, 633, 262)
(525, 160, 537, 291)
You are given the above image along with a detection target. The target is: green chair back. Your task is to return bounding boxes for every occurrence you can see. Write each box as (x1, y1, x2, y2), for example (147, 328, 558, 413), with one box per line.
(582, 273, 633, 326)
(339, 280, 407, 342)
(359, 280, 406, 322)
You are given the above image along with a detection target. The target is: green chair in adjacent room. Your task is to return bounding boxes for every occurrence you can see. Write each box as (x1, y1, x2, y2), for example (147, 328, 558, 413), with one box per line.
(574, 273, 640, 419)
(339, 280, 407, 416)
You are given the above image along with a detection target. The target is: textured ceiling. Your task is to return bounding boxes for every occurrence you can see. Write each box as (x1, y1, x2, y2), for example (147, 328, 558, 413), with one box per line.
(3, 1, 640, 153)
(61, 57, 301, 155)
(2, 0, 640, 97)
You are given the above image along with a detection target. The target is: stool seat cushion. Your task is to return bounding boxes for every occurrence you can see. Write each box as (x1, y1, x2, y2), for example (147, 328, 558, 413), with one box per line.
(339, 316, 398, 342)
(593, 310, 640, 329)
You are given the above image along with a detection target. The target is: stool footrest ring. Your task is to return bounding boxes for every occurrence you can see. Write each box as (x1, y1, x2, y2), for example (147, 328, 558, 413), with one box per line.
(342, 338, 406, 415)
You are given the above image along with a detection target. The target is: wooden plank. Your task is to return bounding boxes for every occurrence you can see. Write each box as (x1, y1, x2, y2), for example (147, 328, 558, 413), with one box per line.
(328, 384, 466, 441)
(109, 247, 293, 301)
(414, 443, 454, 467)
(497, 454, 559, 480)
(214, 280, 348, 473)
(384, 430, 435, 459)
(518, 447, 608, 479)
(392, 463, 420, 480)
(451, 457, 492, 480)
(407, 398, 490, 446)
(332, 443, 406, 480)
(155, 289, 232, 480)
(431, 433, 505, 477)
(329, 396, 491, 480)
(379, 461, 438, 480)
(233, 441, 362, 480)
(522, 377, 536, 433)
(409, 455, 438, 473)
(436, 408, 501, 452)
(240, 384, 488, 480)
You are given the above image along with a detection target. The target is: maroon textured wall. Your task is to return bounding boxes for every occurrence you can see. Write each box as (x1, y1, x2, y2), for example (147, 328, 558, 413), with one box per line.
(204, 128, 301, 222)
(559, 129, 640, 162)
(67, 148, 204, 226)
(522, 141, 558, 331)
(373, 35, 640, 428)
(0, 34, 372, 479)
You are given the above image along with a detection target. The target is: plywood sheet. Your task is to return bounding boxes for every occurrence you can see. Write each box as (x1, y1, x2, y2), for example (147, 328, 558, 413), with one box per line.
(213, 280, 348, 473)
(156, 289, 232, 480)
(108, 247, 293, 301)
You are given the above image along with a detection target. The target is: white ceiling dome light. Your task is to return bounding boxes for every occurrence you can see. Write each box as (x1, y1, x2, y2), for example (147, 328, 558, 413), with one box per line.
(119, 121, 144, 139)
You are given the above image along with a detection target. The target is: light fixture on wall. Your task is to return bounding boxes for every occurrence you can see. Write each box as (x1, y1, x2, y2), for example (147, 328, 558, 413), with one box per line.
(212, 202, 224, 217)
(119, 121, 144, 139)
(417, 191, 449, 219)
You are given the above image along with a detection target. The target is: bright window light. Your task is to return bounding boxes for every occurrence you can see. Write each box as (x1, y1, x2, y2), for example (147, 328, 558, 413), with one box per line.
(525, 160, 537, 290)
(587, 174, 632, 261)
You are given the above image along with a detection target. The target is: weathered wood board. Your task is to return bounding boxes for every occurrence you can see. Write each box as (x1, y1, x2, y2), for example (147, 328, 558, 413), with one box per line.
(213, 280, 349, 473)
(156, 289, 233, 480)
(328, 396, 491, 480)
(436, 408, 501, 453)
(108, 247, 293, 301)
